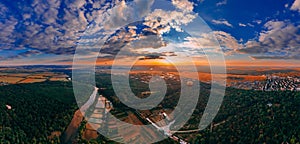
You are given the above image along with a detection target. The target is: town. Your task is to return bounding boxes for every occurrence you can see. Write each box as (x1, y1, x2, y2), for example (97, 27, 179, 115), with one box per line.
(228, 74, 300, 91)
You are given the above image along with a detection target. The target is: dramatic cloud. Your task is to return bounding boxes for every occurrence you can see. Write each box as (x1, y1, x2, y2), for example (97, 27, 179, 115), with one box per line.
(250, 55, 300, 60)
(130, 35, 167, 49)
(0, 0, 85, 55)
(79, 0, 198, 62)
(0, 0, 128, 57)
(142, 0, 196, 35)
(212, 19, 233, 27)
(144, 9, 197, 33)
(168, 31, 239, 56)
(172, 0, 194, 12)
(0, 0, 158, 60)
(0, 0, 199, 63)
(2, 0, 297, 63)
(1, 50, 42, 60)
(189, 20, 300, 60)
(213, 31, 242, 53)
(138, 55, 164, 60)
(99, 0, 154, 30)
(291, 0, 300, 12)
(99, 22, 167, 59)
(239, 20, 300, 59)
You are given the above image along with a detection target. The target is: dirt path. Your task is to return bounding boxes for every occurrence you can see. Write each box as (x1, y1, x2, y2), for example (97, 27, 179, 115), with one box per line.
(61, 110, 84, 143)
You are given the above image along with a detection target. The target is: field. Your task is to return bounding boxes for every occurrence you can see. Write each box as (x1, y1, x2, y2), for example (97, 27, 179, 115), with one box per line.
(6, 73, 30, 77)
(171, 72, 266, 84)
(49, 77, 68, 81)
(226, 74, 266, 82)
(19, 78, 47, 83)
(128, 70, 267, 84)
(0, 72, 70, 84)
(0, 76, 24, 84)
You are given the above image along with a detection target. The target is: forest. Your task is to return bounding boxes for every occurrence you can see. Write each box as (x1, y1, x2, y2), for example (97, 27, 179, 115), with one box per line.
(192, 89, 300, 143)
(0, 81, 77, 143)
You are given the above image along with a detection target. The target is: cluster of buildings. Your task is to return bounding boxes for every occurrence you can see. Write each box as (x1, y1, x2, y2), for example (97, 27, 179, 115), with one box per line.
(227, 81, 263, 90)
(227, 75, 300, 91)
(262, 75, 300, 91)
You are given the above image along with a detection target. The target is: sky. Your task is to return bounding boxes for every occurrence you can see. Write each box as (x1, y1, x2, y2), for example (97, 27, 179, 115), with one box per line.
(0, 0, 299, 67)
